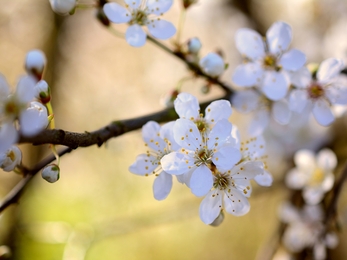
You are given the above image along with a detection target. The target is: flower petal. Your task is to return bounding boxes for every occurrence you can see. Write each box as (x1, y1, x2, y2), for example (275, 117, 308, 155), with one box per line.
(160, 152, 194, 175)
(142, 121, 166, 151)
(147, 19, 176, 40)
(0, 73, 10, 102)
(316, 148, 337, 172)
(266, 21, 292, 55)
(303, 187, 325, 205)
(124, 0, 141, 9)
(16, 75, 37, 103)
(254, 170, 273, 187)
(19, 101, 48, 137)
(289, 89, 308, 113)
(326, 84, 347, 105)
(0, 123, 18, 154)
(294, 149, 316, 172)
(204, 100, 232, 124)
(125, 24, 147, 47)
(153, 171, 172, 200)
(224, 188, 250, 216)
(174, 92, 199, 120)
(212, 145, 241, 171)
(207, 119, 233, 149)
(312, 99, 334, 126)
(199, 53, 224, 77)
(261, 70, 290, 101)
(103, 3, 131, 23)
(289, 66, 312, 88)
(190, 165, 213, 197)
(146, 0, 173, 15)
(160, 121, 180, 151)
(173, 118, 202, 150)
(232, 63, 263, 87)
(199, 190, 222, 224)
(285, 168, 308, 189)
(129, 154, 158, 175)
(271, 99, 291, 125)
(278, 49, 306, 71)
(235, 28, 265, 60)
(248, 109, 270, 136)
(317, 58, 344, 83)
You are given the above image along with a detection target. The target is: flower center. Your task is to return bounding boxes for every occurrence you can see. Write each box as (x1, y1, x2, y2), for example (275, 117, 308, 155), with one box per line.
(310, 168, 324, 185)
(214, 173, 229, 190)
(7, 150, 15, 161)
(308, 82, 324, 99)
(263, 54, 278, 69)
(131, 9, 148, 25)
(4, 99, 20, 117)
(195, 148, 213, 165)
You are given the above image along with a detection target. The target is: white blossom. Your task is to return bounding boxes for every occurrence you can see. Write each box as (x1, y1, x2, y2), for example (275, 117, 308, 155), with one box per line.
(129, 121, 179, 200)
(232, 21, 306, 101)
(288, 58, 347, 126)
(187, 37, 202, 54)
(0, 145, 21, 172)
(103, 0, 176, 47)
(25, 49, 47, 80)
(285, 148, 336, 205)
(49, 0, 76, 15)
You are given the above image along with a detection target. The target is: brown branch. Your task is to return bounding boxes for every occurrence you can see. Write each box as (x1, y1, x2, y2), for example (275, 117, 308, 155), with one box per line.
(19, 94, 231, 148)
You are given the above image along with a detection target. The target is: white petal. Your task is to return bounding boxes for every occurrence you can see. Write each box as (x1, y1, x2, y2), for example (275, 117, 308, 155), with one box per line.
(242, 135, 266, 160)
(316, 148, 337, 171)
(254, 170, 273, 186)
(124, 0, 141, 9)
(232, 63, 263, 87)
(146, 0, 173, 15)
(190, 165, 213, 197)
(49, 0, 76, 15)
(303, 187, 324, 205)
(289, 89, 308, 113)
(321, 173, 334, 192)
(212, 146, 241, 171)
(207, 119, 233, 149)
(312, 99, 334, 126)
(204, 100, 232, 123)
(129, 154, 158, 175)
(147, 19, 176, 40)
(235, 28, 265, 60)
(125, 25, 147, 47)
(224, 188, 250, 216)
(231, 161, 264, 180)
(248, 109, 270, 136)
(142, 121, 166, 151)
(326, 84, 347, 105)
(289, 66, 312, 88)
(279, 49, 306, 71)
(0, 123, 18, 154)
(266, 21, 292, 55)
(160, 152, 194, 175)
(199, 53, 225, 77)
(285, 168, 308, 189)
(103, 3, 131, 24)
(199, 190, 222, 224)
(294, 149, 316, 172)
(174, 92, 199, 120)
(160, 121, 180, 151)
(153, 171, 173, 200)
(261, 71, 290, 101)
(272, 99, 291, 125)
(317, 58, 344, 83)
(19, 102, 48, 137)
(16, 75, 37, 103)
(232, 89, 260, 113)
(173, 119, 201, 150)
(0, 145, 22, 172)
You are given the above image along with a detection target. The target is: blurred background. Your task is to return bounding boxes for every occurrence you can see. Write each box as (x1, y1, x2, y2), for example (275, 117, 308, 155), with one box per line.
(0, 0, 347, 259)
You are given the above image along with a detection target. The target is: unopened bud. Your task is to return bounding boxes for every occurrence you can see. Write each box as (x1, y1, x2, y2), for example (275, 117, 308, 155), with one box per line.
(35, 80, 51, 104)
(25, 49, 47, 81)
(49, 0, 76, 16)
(201, 84, 210, 94)
(199, 52, 225, 77)
(0, 146, 22, 172)
(160, 90, 180, 107)
(42, 164, 60, 183)
(187, 37, 202, 54)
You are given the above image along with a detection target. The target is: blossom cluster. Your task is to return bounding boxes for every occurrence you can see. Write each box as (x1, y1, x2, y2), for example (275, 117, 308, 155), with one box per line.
(129, 92, 272, 224)
(231, 21, 347, 135)
(0, 50, 50, 173)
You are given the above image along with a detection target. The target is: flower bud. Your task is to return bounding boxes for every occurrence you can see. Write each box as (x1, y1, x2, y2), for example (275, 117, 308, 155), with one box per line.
(49, 0, 76, 16)
(187, 37, 202, 54)
(35, 80, 51, 104)
(42, 164, 60, 183)
(182, 0, 198, 9)
(160, 90, 180, 108)
(0, 146, 22, 172)
(25, 49, 47, 81)
(199, 52, 225, 77)
(210, 211, 224, 227)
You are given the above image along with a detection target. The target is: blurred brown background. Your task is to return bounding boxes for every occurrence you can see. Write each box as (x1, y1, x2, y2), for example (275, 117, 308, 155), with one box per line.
(0, 0, 347, 259)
